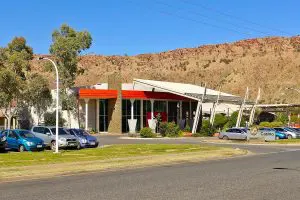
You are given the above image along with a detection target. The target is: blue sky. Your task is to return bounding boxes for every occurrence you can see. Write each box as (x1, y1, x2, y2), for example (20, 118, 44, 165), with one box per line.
(0, 0, 298, 55)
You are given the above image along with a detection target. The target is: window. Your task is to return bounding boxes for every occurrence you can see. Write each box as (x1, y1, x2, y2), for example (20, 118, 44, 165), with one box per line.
(2, 131, 8, 136)
(44, 128, 51, 135)
(8, 131, 17, 138)
(19, 131, 35, 138)
(33, 127, 45, 133)
(226, 129, 233, 132)
(168, 101, 178, 123)
(122, 100, 141, 133)
(50, 128, 68, 135)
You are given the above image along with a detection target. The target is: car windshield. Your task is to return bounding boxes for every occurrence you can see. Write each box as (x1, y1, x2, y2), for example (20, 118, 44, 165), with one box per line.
(75, 129, 89, 136)
(19, 131, 36, 138)
(50, 128, 69, 135)
(285, 127, 296, 132)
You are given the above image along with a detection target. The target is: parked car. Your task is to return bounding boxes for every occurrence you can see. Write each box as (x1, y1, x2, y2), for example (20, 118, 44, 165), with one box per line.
(0, 132, 7, 152)
(289, 127, 300, 133)
(274, 127, 300, 139)
(219, 128, 248, 140)
(67, 129, 99, 148)
(2, 129, 45, 152)
(258, 127, 287, 140)
(31, 126, 79, 150)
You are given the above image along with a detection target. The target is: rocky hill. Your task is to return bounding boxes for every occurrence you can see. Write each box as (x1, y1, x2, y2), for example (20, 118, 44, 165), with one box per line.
(32, 36, 300, 103)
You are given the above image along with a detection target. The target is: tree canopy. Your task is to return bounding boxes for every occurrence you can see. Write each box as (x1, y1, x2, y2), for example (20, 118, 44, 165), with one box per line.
(0, 37, 52, 128)
(49, 24, 92, 88)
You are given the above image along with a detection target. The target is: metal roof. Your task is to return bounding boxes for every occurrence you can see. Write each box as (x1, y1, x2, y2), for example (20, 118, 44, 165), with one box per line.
(133, 79, 252, 104)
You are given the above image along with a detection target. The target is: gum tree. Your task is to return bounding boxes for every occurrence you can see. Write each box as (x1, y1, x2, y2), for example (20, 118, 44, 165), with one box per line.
(49, 24, 92, 127)
(0, 37, 52, 129)
(0, 37, 33, 129)
(24, 73, 52, 124)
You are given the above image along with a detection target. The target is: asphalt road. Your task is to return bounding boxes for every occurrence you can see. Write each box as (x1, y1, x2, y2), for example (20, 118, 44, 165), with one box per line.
(1, 136, 300, 200)
(97, 135, 300, 154)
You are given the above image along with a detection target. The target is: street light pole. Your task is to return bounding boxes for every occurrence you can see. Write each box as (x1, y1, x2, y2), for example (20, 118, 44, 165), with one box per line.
(38, 57, 59, 153)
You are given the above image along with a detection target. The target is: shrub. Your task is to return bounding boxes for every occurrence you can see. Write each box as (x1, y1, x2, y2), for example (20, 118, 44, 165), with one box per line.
(259, 121, 270, 127)
(259, 121, 283, 128)
(214, 114, 228, 129)
(140, 127, 156, 138)
(159, 122, 183, 137)
(199, 120, 216, 137)
(225, 111, 246, 128)
(165, 122, 183, 137)
(159, 122, 168, 137)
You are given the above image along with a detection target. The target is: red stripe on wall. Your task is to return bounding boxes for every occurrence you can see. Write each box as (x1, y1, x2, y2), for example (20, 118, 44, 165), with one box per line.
(79, 89, 118, 99)
(79, 89, 190, 100)
(122, 90, 189, 100)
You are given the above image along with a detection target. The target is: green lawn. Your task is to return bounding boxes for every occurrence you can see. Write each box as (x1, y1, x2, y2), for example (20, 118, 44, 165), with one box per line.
(0, 144, 222, 168)
(270, 139, 300, 144)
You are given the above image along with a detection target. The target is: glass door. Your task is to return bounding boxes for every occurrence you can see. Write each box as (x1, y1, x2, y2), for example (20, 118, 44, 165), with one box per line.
(99, 100, 108, 132)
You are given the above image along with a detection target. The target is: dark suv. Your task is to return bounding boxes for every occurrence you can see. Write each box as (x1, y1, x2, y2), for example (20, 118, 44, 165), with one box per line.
(0, 131, 7, 152)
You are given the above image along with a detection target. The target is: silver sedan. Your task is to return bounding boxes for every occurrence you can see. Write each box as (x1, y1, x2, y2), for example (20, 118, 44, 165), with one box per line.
(219, 128, 248, 140)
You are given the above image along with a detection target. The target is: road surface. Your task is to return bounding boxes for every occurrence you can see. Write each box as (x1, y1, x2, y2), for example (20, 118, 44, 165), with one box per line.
(1, 136, 300, 200)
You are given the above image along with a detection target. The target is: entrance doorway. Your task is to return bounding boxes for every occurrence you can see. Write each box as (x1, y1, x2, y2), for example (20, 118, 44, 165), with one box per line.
(99, 100, 108, 132)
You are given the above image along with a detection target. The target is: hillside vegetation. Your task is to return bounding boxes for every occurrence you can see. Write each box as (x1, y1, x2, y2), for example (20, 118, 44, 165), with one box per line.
(32, 36, 300, 103)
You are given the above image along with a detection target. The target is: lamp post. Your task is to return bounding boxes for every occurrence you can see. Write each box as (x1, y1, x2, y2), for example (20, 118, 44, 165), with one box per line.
(38, 57, 59, 153)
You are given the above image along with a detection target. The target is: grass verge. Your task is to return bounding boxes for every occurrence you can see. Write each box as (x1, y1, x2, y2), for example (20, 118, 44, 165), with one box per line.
(269, 139, 300, 144)
(0, 144, 247, 181)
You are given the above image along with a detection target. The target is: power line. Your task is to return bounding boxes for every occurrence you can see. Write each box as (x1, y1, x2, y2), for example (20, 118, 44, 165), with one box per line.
(125, 0, 254, 36)
(180, 0, 293, 36)
(160, 11, 252, 36)
(154, 0, 270, 36)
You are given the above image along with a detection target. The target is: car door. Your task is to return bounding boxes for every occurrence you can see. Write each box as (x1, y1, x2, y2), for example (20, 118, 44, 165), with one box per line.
(42, 128, 52, 145)
(230, 129, 240, 139)
(236, 129, 246, 140)
(6, 130, 18, 150)
(226, 129, 235, 139)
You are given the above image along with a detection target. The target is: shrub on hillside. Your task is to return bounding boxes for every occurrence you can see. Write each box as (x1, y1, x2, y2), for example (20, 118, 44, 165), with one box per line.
(140, 127, 156, 138)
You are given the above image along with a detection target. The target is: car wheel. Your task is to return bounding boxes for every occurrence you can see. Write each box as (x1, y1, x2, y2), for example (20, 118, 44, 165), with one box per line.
(18, 145, 25, 152)
(0, 148, 6, 153)
(287, 135, 292, 140)
(223, 135, 229, 140)
(93, 143, 99, 148)
(51, 141, 56, 151)
(275, 136, 280, 140)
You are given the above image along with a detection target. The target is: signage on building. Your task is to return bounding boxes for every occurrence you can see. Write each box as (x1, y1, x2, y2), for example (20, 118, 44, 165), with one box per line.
(260, 131, 276, 141)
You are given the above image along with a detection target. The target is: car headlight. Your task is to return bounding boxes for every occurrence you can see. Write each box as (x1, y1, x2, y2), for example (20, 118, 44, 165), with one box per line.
(80, 138, 87, 143)
(26, 141, 34, 146)
(1, 136, 6, 142)
(59, 138, 66, 142)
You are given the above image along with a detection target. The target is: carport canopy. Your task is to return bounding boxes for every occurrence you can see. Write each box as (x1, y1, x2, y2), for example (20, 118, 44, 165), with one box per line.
(133, 79, 252, 134)
(133, 79, 250, 104)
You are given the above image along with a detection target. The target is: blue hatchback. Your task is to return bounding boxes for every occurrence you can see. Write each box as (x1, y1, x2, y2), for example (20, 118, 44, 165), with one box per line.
(68, 129, 99, 148)
(259, 128, 287, 140)
(2, 129, 45, 152)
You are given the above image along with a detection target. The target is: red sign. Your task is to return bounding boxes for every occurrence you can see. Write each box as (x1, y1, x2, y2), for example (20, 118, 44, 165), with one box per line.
(146, 112, 167, 126)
